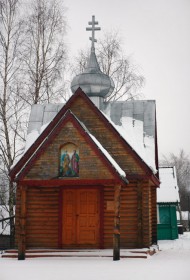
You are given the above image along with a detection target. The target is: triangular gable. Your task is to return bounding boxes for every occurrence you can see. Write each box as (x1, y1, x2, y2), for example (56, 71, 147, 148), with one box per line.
(13, 109, 127, 185)
(10, 88, 159, 185)
(10, 88, 84, 179)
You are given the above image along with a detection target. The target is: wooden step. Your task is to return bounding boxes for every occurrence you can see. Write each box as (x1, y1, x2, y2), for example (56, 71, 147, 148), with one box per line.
(1, 247, 157, 259)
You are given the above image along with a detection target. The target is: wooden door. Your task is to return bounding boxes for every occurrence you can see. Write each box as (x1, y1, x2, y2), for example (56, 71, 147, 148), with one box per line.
(62, 189, 100, 247)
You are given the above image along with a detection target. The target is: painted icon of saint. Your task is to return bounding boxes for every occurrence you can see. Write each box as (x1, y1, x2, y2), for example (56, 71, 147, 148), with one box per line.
(71, 150, 79, 176)
(61, 151, 71, 176)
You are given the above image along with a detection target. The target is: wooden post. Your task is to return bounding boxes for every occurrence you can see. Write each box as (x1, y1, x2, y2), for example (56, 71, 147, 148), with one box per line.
(18, 185, 27, 260)
(113, 184, 121, 261)
(141, 185, 151, 247)
(151, 187, 157, 244)
(137, 181, 143, 247)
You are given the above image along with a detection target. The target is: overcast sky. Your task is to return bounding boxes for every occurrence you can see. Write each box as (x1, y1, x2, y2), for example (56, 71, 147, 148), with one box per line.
(64, 0, 190, 159)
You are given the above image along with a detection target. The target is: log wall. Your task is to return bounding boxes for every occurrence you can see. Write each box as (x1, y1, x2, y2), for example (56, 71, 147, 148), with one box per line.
(103, 181, 153, 249)
(15, 181, 153, 249)
(16, 186, 59, 248)
(26, 187, 59, 248)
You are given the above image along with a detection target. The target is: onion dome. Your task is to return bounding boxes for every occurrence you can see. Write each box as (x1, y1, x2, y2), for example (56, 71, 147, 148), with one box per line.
(70, 15, 115, 98)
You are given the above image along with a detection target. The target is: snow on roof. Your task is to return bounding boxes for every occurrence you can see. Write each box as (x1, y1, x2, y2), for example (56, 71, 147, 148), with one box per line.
(27, 103, 63, 134)
(73, 114, 126, 178)
(24, 122, 50, 152)
(14, 97, 157, 175)
(157, 166, 180, 203)
(102, 100, 156, 137)
(101, 111, 157, 173)
(89, 133, 126, 178)
(11, 123, 50, 168)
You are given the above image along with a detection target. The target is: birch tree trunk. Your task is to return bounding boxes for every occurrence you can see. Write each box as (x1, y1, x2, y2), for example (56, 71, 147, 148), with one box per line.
(0, 0, 25, 245)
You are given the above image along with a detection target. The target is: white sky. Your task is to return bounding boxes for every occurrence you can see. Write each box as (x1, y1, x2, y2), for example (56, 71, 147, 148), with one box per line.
(64, 0, 190, 159)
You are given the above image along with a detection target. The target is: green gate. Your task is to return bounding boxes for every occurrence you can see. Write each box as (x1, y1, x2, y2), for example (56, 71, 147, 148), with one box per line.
(157, 204, 178, 240)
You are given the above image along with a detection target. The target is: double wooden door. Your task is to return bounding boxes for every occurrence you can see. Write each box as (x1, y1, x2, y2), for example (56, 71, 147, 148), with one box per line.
(62, 189, 100, 247)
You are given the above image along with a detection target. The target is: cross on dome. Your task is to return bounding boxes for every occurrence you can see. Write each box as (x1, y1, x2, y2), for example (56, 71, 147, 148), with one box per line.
(71, 15, 115, 99)
(86, 15, 101, 51)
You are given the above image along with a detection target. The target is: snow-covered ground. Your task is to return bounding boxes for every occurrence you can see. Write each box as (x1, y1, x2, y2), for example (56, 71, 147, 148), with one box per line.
(1, 232, 190, 280)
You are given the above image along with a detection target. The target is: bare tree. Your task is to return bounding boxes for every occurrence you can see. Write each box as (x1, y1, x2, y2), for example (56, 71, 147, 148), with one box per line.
(0, 0, 68, 246)
(72, 30, 144, 101)
(160, 149, 190, 211)
(0, 0, 26, 245)
(21, 0, 67, 105)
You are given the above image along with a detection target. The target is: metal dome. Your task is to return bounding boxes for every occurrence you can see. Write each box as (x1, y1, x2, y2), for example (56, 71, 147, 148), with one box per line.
(71, 50, 115, 98)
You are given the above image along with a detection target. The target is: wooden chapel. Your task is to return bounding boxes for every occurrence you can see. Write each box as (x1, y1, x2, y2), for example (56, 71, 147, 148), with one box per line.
(10, 16, 160, 260)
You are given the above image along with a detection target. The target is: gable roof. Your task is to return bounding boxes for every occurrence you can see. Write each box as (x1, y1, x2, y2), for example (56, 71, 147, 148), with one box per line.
(26, 93, 157, 175)
(102, 100, 158, 173)
(10, 88, 159, 185)
(12, 109, 127, 185)
(25, 100, 157, 174)
(101, 111, 157, 174)
(157, 166, 180, 203)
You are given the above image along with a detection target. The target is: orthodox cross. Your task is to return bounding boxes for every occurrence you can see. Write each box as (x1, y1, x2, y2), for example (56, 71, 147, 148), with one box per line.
(86, 15, 101, 51)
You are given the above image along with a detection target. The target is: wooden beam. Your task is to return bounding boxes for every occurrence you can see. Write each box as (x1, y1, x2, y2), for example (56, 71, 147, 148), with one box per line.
(18, 186, 27, 260)
(151, 186, 157, 244)
(113, 184, 121, 261)
(137, 181, 143, 247)
(19, 179, 127, 187)
(141, 185, 151, 247)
